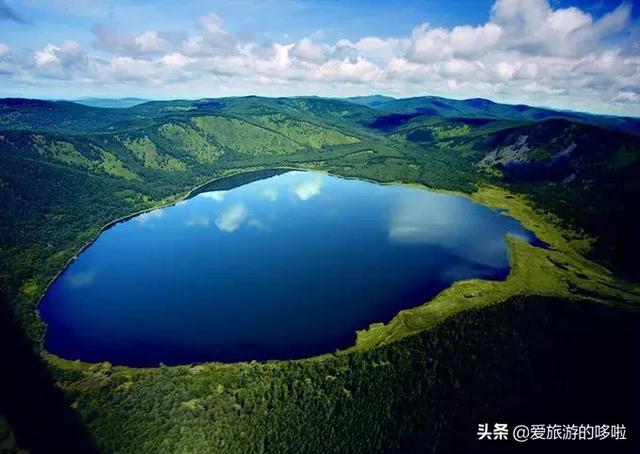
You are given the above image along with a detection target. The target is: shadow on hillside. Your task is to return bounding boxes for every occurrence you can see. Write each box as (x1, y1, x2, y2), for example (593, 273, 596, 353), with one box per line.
(0, 292, 98, 453)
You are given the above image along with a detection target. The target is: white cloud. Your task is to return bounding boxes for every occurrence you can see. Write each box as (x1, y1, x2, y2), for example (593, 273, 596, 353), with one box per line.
(613, 91, 640, 103)
(92, 25, 182, 56)
(182, 13, 236, 57)
(108, 56, 158, 81)
(261, 188, 278, 202)
(92, 25, 134, 53)
(185, 215, 210, 227)
(291, 175, 322, 201)
(162, 52, 194, 68)
(215, 203, 247, 232)
(387, 193, 509, 268)
(198, 13, 225, 35)
(135, 209, 164, 225)
(200, 191, 225, 201)
(337, 36, 409, 62)
(521, 81, 565, 95)
(291, 38, 329, 63)
(314, 56, 383, 83)
(35, 44, 61, 66)
(247, 218, 270, 231)
(490, 0, 632, 57)
(495, 61, 520, 80)
(450, 23, 503, 57)
(408, 22, 503, 62)
(407, 25, 450, 62)
(135, 31, 170, 53)
(2, 1, 639, 116)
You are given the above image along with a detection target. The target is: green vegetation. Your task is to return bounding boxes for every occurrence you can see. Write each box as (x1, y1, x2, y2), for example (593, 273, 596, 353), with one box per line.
(192, 116, 302, 155)
(353, 95, 640, 135)
(122, 136, 187, 171)
(157, 123, 221, 163)
(98, 149, 139, 180)
(0, 95, 638, 452)
(251, 114, 360, 148)
(33, 135, 94, 169)
(427, 123, 471, 139)
(0, 415, 24, 453)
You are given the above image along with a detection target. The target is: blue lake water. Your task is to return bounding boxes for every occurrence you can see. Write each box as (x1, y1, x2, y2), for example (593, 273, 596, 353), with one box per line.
(40, 170, 544, 366)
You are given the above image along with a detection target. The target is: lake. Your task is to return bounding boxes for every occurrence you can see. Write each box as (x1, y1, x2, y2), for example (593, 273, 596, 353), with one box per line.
(39, 170, 544, 366)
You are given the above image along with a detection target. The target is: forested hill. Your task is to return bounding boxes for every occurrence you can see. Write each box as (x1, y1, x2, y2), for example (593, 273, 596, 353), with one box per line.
(5, 94, 640, 134)
(346, 94, 640, 135)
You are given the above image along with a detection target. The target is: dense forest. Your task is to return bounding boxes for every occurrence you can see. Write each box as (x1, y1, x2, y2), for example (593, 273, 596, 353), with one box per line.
(0, 96, 639, 452)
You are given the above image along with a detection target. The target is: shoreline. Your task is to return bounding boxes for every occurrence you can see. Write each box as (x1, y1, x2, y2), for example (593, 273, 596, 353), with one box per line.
(37, 165, 608, 370)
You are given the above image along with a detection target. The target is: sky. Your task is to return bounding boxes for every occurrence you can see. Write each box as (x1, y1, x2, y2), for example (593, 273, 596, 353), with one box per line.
(0, 0, 639, 116)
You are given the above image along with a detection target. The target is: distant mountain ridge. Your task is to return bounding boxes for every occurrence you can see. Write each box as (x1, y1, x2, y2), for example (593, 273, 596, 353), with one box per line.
(343, 95, 397, 108)
(345, 95, 640, 136)
(2, 94, 635, 136)
(73, 97, 150, 108)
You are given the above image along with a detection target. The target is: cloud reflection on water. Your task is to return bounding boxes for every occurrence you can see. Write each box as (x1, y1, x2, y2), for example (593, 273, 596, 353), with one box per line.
(135, 209, 164, 226)
(248, 218, 271, 232)
(185, 215, 210, 227)
(200, 191, 225, 202)
(291, 175, 322, 201)
(388, 193, 508, 268)
(215, 203, 248, 232)
(261, 188, 278, 202)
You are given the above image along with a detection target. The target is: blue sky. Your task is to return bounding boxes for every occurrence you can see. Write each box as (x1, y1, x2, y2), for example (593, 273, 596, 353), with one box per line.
(1, 0, 639, 115)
